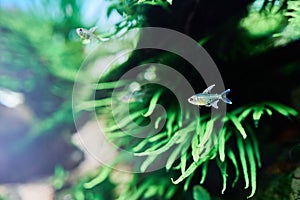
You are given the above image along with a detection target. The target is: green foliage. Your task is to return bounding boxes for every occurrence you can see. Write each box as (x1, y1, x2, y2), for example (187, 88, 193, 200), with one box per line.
(49, 166, 69, 190)
(90, 75, 298, 199)
(56, 176, 115, 200)
(0, 195, 6, 200)
(5, 0, 296, 199)
(115, 173, 177, 200)
(273, 0, 300, 45)
(136, 0, 172, 7)
(241, 0, 300, 47)
(240, 10, 285, 37)
(193, 185, 211, 200)
(104, 0, 172, 38)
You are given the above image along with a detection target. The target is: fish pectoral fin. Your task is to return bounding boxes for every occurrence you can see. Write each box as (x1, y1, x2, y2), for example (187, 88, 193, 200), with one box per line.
(202, 84, 215, 94)
(211, 100, 219, 109)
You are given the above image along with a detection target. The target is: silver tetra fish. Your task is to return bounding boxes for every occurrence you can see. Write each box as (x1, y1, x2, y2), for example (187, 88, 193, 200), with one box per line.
(76, 26, 102, 43)
(188, 84, 232, 109)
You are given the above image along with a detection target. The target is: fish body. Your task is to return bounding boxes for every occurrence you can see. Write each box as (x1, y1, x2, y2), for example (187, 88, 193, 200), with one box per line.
(188, 84, 232, 109)
(120, 91, 145, 103)
(76, 27, 101, 43)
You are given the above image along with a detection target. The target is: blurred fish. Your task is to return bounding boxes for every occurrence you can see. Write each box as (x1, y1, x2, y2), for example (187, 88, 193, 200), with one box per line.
(120, 90, 145, 103)
(129, 81, 141, 92)
(137, 66, 157, 82)
(76, 26, 107, 44)
(188, 84, 232, 109)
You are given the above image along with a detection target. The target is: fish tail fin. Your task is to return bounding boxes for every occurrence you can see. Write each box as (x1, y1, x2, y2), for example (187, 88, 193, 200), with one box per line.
(220, 89, 232, 104)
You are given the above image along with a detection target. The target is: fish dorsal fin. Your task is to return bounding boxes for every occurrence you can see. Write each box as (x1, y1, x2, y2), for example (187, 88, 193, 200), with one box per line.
(89, 26, 97, 33)
(202, 84, 215, 94)
(211, 100, 219, 109)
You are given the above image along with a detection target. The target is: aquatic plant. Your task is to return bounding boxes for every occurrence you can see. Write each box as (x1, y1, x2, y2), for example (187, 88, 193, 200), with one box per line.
(85, 77, 297, 199)
(68, 0, 300, 199)
(98, 0, 173, 38)
(5, 0, 294, 199)
(273, 0, 300, 45)
(241, 0, 300, 48)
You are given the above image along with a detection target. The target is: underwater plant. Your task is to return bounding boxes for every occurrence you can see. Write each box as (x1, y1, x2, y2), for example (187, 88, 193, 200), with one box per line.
(68, 0, 300, 199)
(80, 71, 298, 199)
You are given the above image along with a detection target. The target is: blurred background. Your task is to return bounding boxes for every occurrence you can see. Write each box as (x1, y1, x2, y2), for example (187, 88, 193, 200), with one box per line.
(0, 0, 124, 199)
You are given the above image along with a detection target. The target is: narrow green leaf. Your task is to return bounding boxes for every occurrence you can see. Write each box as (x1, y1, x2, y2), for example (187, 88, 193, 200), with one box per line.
(127, 182, 148, 200)
(171, 161, 202, 184)
(166, 112, 176, 137)
(107, 131, 127, 138)
(227, 149, 239, 188)
(75, 98, 111, 111)
(184, 172, 194, 191)
(144, 186, 157, 198)
(265, 108, 273, 116)
(134, 125, 192, 156)
(95, 80, 128, 90)
(231, 115, 247, 139)
(172, 146, 217, 184)
(132, 138, 151, 152)
(192, 133, 200, 162)
(172, 162, 181, 170)
(216, 159, 228, 194)
(238, 107, 253, 122)
(105, 110, 145, 132)
(225, 130, 233, 141)
(181, 149, 187, 174)
(84, 167, 112, 189)
(148, 131, 167, 142)
(198, 35, 211, 45)
(198, 119, 216, 147)
(245, 139, 257, 198)
(166, 143, 184, 171)
(165, 186, 177, 199)
(140, 155, 158, 172)
(218, 128, 227, 162)
(144, 138, 169, 152)
(177, 109, 183, 128)
(154, 116, 164, 129)
(106, 5, 115, 18)
(237, 136, 249, 189)
(193, 185, 211, 200)
(248, 126, 262, 168)
(142, 90, 162, 117)
(252, 107, 264, 127)
(200, 162, 208, 184)
(74, 190, 85, 200)
(267, 102, 298, 117)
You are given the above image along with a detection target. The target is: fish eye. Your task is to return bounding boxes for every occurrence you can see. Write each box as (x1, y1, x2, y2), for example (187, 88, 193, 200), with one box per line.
(79, 28, 83, 32)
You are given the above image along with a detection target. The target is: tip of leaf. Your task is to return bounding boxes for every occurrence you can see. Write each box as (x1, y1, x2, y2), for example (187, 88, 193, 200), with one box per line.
(254, 120, 259, 128)
(171, 178, 176, 184)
